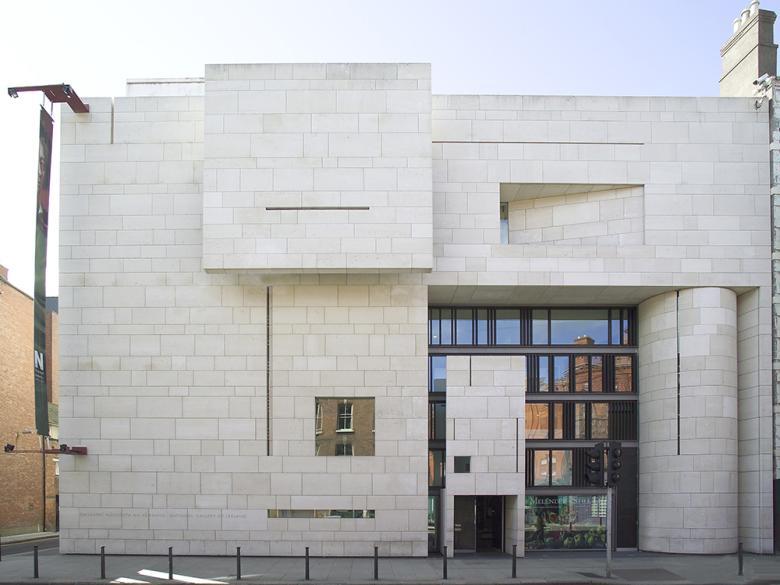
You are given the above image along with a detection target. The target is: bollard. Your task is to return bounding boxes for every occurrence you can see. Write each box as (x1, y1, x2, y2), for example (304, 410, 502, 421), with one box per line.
(512, 544, 517, 578)
(33, 545, 39, 579)
(305, 546, 310, 581)
(100, 546, 106, 579)
(374, 546, 379, 580)
(738, 542, 743, 576)
(237, 546, 242, 581)
(168, 546, 173, 580)
(442, 545, 448, 580)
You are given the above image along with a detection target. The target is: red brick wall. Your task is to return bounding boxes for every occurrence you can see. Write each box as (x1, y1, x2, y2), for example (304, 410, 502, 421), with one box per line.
(0, 273, 58, 536)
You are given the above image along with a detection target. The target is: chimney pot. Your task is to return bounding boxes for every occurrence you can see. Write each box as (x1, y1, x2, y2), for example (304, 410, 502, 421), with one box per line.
(741, 8, 751, 24)
(749, 0, 760, 17)
(0, 264, 7, 281)
(734, 17, 742, 33)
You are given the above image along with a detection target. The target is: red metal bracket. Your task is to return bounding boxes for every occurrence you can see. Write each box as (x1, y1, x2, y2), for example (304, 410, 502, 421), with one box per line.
(7, 83, 89, 113)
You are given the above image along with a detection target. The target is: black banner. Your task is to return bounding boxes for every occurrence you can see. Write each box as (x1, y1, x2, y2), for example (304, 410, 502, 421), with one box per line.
(34, 107, 53, 437)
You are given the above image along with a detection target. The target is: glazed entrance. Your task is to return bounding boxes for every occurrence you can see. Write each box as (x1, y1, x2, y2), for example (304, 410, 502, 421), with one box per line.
(453, 496, 503, 552)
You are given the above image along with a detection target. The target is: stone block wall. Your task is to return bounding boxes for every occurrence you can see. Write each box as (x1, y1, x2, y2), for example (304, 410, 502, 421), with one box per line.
(638, 287, 738, 554)
(443, 355, 525, 556)
(202, 63, 433, 272)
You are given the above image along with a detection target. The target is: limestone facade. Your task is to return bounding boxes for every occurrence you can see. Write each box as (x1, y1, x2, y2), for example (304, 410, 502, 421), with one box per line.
(57, 59, 774, 555)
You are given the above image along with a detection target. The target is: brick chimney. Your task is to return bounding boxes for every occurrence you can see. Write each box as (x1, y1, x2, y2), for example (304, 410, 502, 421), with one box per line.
(720, 0, 777, 97)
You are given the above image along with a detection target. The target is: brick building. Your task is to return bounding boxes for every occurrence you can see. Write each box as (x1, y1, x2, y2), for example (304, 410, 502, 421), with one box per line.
(0, 264, 59, 536)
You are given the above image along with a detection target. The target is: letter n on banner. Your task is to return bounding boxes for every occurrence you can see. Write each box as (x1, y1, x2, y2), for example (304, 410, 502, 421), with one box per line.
(34, 106, 53, 437)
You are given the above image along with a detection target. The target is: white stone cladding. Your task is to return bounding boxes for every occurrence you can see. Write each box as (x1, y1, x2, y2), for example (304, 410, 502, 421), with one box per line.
(202, 64, 433, 273)
(58, 62, 776, 556)
(443, 356, 526, 556)
(637, 288, 738, 554)
(506, 185, 644, 246)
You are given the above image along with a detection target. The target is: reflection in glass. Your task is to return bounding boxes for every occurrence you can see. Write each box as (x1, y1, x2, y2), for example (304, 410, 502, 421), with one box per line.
(500, 202, 509, 244)
(269, 509, 376, 519)
(532, 309, 549, 344)
(550, 450, 572, 486)
(429, 402, 446, 440)
(574, 355, 589, 392)
(615, 355, 633, 392)
(429, 449, 445, 487)
(496, 309, 521, 344)
(441, 310, 452, 344)
(454, 456, 471, 473)
(524, 495, 606, 550)
(550, 309, 609, 345)
(430, 309, 440, 345)
(477, 309, 489, 345)
(591, 356, 603, 392)
(315, 398, 375, 456)
(553, 356, 569, 392)
(610, 309, 621, 345)
(525, 403, 549, 439)
(591, 403, 608, 439)
(538, 356, 550, 392)
(553, 403, 563, 439)
(428, 495, 439, 552)
(430, 356, 447, 393)
(456, 308, 473, 344)
(574, 403, 586, 439)
(533, 450, 549, 486)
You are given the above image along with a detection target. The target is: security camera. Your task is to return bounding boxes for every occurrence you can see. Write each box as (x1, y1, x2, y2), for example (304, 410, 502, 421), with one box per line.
(754, 73, 771, 86)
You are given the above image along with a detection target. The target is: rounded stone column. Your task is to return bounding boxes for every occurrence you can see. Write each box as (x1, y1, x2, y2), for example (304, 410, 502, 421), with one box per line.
(638, 287, 738, 554)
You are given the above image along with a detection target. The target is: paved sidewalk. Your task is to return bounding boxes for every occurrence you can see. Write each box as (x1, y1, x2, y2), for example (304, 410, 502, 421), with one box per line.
(0, 546, 778, 584)
(0, 531, 58, 545)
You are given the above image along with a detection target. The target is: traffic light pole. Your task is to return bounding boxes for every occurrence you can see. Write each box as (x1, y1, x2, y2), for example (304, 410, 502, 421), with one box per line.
(606, 486, 613, 579)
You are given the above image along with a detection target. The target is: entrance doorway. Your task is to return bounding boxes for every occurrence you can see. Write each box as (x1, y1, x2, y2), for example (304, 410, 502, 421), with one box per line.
(454, 496, 503, 552)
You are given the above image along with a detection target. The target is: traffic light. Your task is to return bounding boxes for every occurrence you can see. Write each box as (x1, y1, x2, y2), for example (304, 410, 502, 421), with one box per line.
(585, 442, 605, 486)
(607, 441, 623, 486)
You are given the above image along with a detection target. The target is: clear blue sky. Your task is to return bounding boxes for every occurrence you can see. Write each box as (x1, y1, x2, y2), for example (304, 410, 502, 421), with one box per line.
(0, 0, 775, 295)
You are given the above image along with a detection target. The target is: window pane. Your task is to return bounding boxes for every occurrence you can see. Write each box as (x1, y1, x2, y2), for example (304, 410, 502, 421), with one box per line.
(591, 356, 603, 392)
(574, 403, 587, 439)
(524, 495, 606, 550)
(525, 403, 549, 439)
(500, 202, 509, 244)
(455, 308, 473, 345)
(454, 456, 471, 473)
(533, 450, 550, 486)
(428, 450, 445, 487)
(428, 495, 439, 552)
(315, 398, 374, 456)
(476, 309, 489, 345)
(610, 309, 621, 345)
(430, 356, 446, 393)
(538, 356, 550, 393)
(496, 309, 521, 344)
(553, 356, 569, 392)
(574, 355, 589, 392)
(550, 450, 572, 486)
(553, 403, 563, 439)
(430, 309, 440, 345)
(532, 309, 549, 345)
(591, 403, 609, 439)
(550, 309, 609, 345)
(615, 355, 633, 392)
(430, 402, 446, 440)
(440, 309, 452, 345)
(622, 314, 631, 345)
